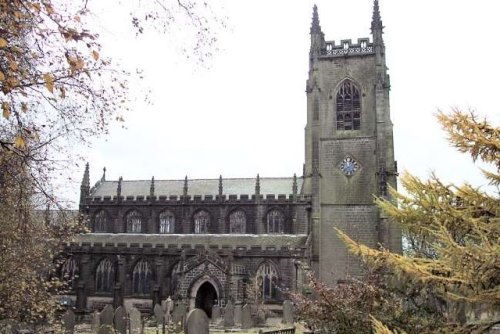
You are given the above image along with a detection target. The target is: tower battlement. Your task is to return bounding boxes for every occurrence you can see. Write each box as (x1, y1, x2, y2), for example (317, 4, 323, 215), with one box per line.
(321, 38, 374, 57)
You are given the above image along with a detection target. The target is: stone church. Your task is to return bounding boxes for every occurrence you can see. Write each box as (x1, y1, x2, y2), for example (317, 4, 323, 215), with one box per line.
(62, 0, 401, 316)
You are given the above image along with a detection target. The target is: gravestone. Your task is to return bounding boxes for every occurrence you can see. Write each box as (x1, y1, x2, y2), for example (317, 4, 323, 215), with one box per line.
(234, 304, 242, 324)
(282, 300, 294, 325)
(164, 297, 174, 324)
(223, 300, 234, 327)
(184, 309, 209, 334)
(62, 309, 76, 334)
(128, 307, 142, 334)
(97, 325, 113, 334)
(91, 311, 100, 333)
(256, 309, 266, 325)
(114, 306, 127, 334)
(171, 300, 186, 326)
(100, 305, 114, 326)
(241, 304, 253, 330)
(211, 305, 221, 322)
(154, 304, 164, 327)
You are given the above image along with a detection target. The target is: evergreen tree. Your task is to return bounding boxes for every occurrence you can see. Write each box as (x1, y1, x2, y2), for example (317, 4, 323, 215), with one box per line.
(338, 110, 499, 333)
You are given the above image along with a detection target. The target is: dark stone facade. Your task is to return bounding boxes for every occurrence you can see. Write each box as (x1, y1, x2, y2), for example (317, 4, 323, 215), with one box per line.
(62, 1, 401, 314)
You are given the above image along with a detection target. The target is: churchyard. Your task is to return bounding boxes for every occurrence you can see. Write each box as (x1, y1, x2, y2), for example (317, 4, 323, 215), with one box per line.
(6, 299, 304, 334)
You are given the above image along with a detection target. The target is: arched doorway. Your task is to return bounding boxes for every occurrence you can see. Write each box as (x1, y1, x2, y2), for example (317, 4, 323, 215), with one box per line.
(195, 281, 218, 318)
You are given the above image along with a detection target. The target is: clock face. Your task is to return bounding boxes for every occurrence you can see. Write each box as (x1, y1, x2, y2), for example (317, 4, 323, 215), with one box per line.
(340, 156, 359, 176)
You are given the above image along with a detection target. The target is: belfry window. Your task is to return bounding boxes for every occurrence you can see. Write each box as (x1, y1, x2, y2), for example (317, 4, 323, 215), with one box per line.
(93, 210, 109, 232)
(126, 210, 142, 233)
(132, 260, 152, 295)
(266, 209, 284, 234)
(95, 259, 115, 293)
(159, 211, 175, 234)
(229, 210, 246, 233)
(194, 210, 209, 234)
(256, 262, 279, 300)
(336, 80, 361, 130)
(61, 257, 79, 291)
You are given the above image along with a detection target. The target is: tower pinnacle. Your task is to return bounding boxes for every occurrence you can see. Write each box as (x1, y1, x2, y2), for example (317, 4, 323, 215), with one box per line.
(310, 5, 322, 34)
(371, 0, 384, 34)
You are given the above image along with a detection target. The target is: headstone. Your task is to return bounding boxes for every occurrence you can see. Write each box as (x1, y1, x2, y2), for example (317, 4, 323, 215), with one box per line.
(91, 311, 100, 333)
(171, 300, 186, 326)
(234, 304, 242, 324)
(241, 304, 253, 330)
(62, 309, 76, 334)
(223, 300, 234, 327)
(256, 308, 266, 325)
(114, 306, 127, 334)
(211, 305, 221, 322)
(129, 307, 142, 334)
(97, 325, 113, 334)
(100, 305, 114, 326)
(164, 297, 174, 324)
(154, 304, 164, 327)
(184, 309, 209, 334)
(282, 300, 294, 325)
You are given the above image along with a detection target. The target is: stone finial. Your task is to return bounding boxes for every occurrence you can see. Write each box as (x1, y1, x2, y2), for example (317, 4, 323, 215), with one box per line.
(82, 162, 90, 188)
(371, 0, 384, 33)
(79, 162, 90, 204)
(255, 174, 260, 195)
(218, 175, 223, 196)
(183, 175, 188, 197)
(310, 5, 322, 34)
(150, 176, 155, 197)
(117, 176, 123, 198)
(292, 173, 298, 197)
(101, 167, 106, 182)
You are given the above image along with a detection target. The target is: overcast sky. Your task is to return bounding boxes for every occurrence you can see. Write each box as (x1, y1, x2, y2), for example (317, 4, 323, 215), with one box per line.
(67, 0, 499, 205)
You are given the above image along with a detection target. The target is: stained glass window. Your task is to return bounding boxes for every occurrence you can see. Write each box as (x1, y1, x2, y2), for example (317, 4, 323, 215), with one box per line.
(194, 210, 209, 234)
(132, 260, 152, 295)
(266, 210, 284, 234)
(256, 262, 278, 300)
(336, 80, 361, 130)
(126, 210, 142, 233)
(93, 210, 109, 232)
(95, 259, 114, 293)
(229, 210, 246, 233)
(159, 211, 175, 234)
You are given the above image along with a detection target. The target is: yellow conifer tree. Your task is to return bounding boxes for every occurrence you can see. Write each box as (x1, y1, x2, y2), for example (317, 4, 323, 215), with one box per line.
(338, 110, 499, 333)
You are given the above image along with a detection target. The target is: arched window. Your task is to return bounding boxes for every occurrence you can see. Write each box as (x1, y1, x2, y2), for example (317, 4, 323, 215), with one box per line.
(229, 210, 246, 234)
(266, 209, 284, 234)
(132, 260, 152, 295)
(193, 210, 209, 234)
(95, 259, 115, 293)
(256, 262, 279, 300)
(126, 210, 142, 233)
(61, 257, 79, 291)
(159, 211, 175, 234)
(93, 210, 109, 232)
(336, 80, 361, 130)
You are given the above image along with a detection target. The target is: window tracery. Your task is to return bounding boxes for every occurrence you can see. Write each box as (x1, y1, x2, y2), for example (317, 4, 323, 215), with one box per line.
(159, 211, 175, 234)
(93, 210, 108, 232)
(61, 257, 79, 291)
(132, 259, 152, 295)
(194, 210, 209, 234)
(256, 262, 279, 300)
(95, 258, 115, 293)
(229, 210, 246, 234)
(266, 209, 284, 234)
(126, 210, 142, 233)
(336, 80, 361, 130)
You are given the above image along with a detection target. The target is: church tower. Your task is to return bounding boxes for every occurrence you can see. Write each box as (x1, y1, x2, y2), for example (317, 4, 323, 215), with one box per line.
(304, 1, 401, 284)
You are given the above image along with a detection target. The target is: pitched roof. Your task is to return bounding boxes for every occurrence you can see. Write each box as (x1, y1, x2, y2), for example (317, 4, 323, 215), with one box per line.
(91, 177, 302, 197)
